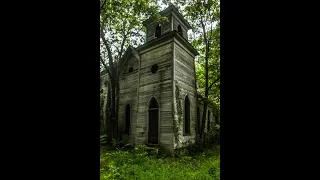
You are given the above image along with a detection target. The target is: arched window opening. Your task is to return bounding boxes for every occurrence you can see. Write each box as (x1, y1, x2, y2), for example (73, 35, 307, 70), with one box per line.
(149, 97, 159, 109)
(151, 64, 158, 73)
(178, 25, 183, 36)
(184, 96, 190, 135)
(148, 97, 159, 144)
(207, 110, 211, 132)
(125, 104, 131, 134)
(155, 24, 161, 38)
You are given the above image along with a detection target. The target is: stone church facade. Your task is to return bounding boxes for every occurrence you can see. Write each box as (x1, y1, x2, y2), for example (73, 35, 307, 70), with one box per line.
(100, 5, 216, 152)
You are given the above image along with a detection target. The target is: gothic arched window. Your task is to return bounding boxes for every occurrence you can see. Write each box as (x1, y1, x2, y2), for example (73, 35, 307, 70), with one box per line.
(148, 97, 159, 144)
(125, 103, 131, 134)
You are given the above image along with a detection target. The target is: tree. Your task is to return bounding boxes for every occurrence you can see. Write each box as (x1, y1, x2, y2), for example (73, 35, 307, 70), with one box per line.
(162, 0, 220, 148)
(184, 0, 220, 148)
(100, 0, 164, 140)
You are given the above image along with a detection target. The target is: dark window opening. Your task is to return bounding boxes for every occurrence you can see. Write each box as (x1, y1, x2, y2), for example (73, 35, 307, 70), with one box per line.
(207, 110, 211, 132)
(151, 64, 158, 73)
(178, 25, 183, 36)
(125, 104, 131, 134)
(155, 24, 161, 38)
(149, 97, 159, 109)
(148, 97, 159, 144)
(128, 67, 133, 73)
(184, 96, 190, 135)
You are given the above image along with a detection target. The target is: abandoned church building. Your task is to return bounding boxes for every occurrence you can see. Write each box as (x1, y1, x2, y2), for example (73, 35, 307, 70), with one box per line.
(100, 5, 218, 152)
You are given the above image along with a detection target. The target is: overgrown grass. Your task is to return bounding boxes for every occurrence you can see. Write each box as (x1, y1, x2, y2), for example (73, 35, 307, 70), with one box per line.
(100, 145, 220, 180)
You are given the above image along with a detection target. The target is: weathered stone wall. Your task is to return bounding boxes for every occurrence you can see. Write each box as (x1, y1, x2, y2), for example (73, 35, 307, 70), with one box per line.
(136, 39, 174, 152)
(172, 37, 197, 149)
(118, 57, 139, 144)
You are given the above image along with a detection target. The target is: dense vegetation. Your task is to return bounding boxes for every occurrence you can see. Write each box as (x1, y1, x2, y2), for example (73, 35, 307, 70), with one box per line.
(100, 145, 220, 180)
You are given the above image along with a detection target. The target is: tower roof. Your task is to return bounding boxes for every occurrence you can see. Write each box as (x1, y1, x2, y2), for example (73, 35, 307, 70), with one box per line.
(142, 5, 192, 30)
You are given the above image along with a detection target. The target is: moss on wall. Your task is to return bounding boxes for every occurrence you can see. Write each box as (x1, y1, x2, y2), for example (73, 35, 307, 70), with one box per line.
(173, 85, 183, 146)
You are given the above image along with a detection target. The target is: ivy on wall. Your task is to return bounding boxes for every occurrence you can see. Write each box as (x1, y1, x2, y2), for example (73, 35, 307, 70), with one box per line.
(173, 85, 184, 147)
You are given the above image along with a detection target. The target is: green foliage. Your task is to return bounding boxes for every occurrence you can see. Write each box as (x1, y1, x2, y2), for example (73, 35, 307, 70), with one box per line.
(185, 1, 220, 144)
(100, 135, 108, 147)
(100, 0, 165, 66)
(111, 138, 123, 149)
(100, 145, 220, 180)
(188, 0, 220, 107)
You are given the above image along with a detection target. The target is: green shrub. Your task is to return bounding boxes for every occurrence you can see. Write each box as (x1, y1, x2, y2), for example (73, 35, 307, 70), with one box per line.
(111, 138, 123, 149)
(100, 135, 107, 147)
(100, 145, 220, 180)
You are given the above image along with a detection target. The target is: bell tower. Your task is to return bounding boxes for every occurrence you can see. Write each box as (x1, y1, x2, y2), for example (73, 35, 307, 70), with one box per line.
(142, 5, 192, 42)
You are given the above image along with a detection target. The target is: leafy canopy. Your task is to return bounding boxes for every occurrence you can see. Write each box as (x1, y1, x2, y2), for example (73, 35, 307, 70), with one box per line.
(100, 0, 166, 69)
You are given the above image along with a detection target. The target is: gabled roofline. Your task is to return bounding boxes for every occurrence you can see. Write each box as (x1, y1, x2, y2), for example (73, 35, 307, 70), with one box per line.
(136, 30, 199, 56)
(118, 46, 140, 72)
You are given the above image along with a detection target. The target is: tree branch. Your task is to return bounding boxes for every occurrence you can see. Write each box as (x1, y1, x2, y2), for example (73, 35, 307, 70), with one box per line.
(111, 44, 121, 56)
(200, 17, 210, 101)
(200, 18, 208, 49)
(208, 21, 214, 42)
(208, 76, 220, 91)
(100, 27, 114, 67)
(100, 0, 106, 10)
(100, 55, 108, 69)
(100, 56, 112, 78)
(118, 35, 127, 60)
(129, 27, 144, 38)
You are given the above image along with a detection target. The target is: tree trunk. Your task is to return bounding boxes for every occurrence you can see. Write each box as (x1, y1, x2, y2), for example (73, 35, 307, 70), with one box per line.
(103, 69, 118, 142)
(109, 64, 119, 140)
(111, 74, 117, 139)
(199, 102, 208, 149)
(199, 19, 210, 150)
(105, 80, 112, 142)
(115, 65, 120, 139)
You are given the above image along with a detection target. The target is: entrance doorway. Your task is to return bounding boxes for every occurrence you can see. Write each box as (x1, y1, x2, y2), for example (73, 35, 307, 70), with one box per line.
(148, 97, 159, 144)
